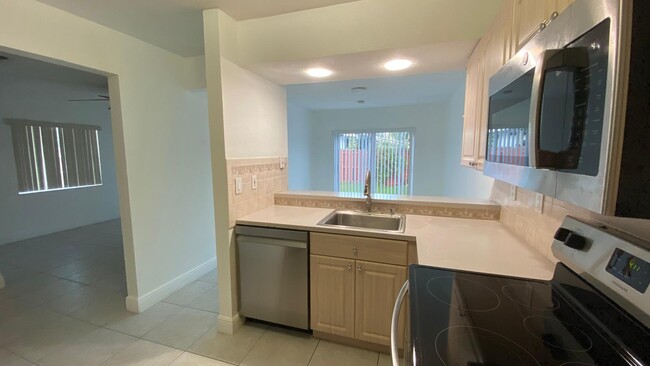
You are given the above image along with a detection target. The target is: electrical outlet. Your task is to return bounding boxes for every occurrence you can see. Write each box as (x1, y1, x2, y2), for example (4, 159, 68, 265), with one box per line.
(251, 175, 257, 190)
(235, 177, 243, 195)
(510, 185, 517, 201)
(279, 157, 286, 170)
(534, 193, 544, 214)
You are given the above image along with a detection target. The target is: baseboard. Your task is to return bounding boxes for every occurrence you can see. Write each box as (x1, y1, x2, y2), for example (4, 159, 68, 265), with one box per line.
(216, 313, 245, 335)
(125, 257, 216, 313)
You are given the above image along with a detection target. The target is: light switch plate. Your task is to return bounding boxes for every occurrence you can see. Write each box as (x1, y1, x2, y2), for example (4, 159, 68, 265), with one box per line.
(235, 177, 243, 195)
(251, 175, 257, 190)
(534, 193, 544, 214)
(510, 185, 517, 201)
(279, 157, 286, 170)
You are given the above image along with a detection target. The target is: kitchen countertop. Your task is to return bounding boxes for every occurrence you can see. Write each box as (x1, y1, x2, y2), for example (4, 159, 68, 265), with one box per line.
(237, 205, 555, 281)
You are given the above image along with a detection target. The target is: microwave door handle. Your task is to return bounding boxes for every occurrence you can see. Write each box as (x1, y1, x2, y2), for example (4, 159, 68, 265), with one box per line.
(529, 49, 562, 168)
(529, 48, 589, 168)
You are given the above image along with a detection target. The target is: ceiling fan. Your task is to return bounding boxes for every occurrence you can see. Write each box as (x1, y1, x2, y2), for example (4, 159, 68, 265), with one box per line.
(68, 94, 111, 109)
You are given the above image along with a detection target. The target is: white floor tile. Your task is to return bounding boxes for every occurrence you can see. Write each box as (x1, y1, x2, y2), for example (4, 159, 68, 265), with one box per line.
(163, 281, 215, 307)
(308, 340, 378, 366)
(240, 327, 319, 366)
(197, 269, 218, 284)
(189, 323, 266, 364)
(39, 286, 111, 315)
(142, 307, 218, 350)
(0, 348, 33, 366)
(105, 302, 183, 337)
(37, 327, 136, 366)
(13, 279, 84, 306)
(187, 286, 219, 313)
(0, 308, 63, 346)
(102, 339, 183, 366)
(3, 316, 96, 362)
(68, 289, 128, 326)
(170, 352, 233, 366)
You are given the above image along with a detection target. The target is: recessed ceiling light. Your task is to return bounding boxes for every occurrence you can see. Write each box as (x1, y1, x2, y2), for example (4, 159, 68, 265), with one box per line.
(305, 68, 333, 78)
(384, 59, 413, 71)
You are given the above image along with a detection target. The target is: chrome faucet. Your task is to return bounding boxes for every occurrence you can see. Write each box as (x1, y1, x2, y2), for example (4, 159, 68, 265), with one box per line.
(363, 170, 372, 212)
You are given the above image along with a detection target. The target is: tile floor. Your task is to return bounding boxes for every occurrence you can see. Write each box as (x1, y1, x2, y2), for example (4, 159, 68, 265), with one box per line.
(0, 220, 397, 366)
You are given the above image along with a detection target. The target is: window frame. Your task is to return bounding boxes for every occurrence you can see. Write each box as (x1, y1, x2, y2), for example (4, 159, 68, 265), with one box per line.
(333, 128, 415, 196)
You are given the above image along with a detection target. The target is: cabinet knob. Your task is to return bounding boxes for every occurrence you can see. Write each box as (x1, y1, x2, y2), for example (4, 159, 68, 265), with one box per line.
(352, 247, 358, 255)
(346, 264, 352, 270)
(357, 265, 363, 271)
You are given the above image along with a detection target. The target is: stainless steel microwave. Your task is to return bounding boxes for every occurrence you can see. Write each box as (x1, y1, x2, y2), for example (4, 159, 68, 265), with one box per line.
(484, 0, 650, 218)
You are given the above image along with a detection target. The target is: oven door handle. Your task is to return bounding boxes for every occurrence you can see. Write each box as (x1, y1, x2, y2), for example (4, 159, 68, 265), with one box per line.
(391, 280, 409, 366)
(529, 48, 589, 168)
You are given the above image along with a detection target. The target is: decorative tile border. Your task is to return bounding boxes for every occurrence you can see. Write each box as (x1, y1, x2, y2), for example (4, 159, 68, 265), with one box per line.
(274, 195, 500, 221)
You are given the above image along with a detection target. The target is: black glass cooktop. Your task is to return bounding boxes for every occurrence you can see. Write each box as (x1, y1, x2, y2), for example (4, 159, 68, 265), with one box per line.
(409, 264, 650, 366)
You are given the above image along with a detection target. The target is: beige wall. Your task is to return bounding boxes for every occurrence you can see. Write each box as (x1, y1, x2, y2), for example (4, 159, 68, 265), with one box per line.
(0, 0, 216, 312)
(236, 0, 502, 64)
(221, 58, 288, 158)
(491, 180, 650, 263)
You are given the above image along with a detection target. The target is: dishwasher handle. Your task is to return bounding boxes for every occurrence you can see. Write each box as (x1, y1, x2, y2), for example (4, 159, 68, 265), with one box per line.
(391, 280, 409, 366)
(237, 235, 307, 249)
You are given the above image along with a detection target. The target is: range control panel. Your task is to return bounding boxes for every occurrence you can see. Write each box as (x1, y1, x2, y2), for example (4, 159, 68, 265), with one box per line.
(552, 216, 650, 328)
(606, 248, 650, 294)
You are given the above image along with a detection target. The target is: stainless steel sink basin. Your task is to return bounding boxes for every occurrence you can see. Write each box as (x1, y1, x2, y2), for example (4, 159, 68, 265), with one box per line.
(317, 210, 406, 233)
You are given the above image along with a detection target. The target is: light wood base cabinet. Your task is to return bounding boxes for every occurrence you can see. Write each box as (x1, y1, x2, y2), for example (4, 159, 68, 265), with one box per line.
(354, 260, 406, 345)
(310, 255, 355, 338)
(309, 232, 408, 348)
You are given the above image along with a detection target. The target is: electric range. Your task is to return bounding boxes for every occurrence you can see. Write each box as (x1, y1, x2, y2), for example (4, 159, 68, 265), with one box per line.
(400, 216, 650, 366)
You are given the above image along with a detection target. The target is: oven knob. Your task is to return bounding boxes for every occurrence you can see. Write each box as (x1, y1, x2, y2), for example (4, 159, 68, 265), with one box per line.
(564, 232, 587, 250)
(553, 227, 572, 242)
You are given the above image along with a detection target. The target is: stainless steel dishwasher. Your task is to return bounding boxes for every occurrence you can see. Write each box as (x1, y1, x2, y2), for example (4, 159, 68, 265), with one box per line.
(236, 225, 309, 330)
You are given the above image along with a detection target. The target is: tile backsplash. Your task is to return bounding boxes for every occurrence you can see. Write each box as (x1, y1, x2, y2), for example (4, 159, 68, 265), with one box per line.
(227, 157, 288, 227)
(490, 180, 650, 263)
(275, 194, 500, 220)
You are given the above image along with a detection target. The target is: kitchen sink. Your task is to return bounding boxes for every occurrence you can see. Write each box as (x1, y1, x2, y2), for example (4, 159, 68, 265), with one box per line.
(317, 210, 406, 233)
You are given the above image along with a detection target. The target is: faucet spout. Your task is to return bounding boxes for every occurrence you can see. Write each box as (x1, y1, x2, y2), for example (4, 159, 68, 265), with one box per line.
(363, 170, 372, 212)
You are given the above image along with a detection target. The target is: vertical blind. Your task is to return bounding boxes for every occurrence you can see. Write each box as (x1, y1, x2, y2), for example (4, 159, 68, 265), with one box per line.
(6, 119, 103, 194)
(335, 131, 414, 195)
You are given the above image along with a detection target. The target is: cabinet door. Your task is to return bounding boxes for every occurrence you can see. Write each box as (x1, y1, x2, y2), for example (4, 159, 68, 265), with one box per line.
(461, 43, 485, 168)
(477, 15, 511, 170)
(512, 0, 555, 52)
(555, 0, 574, 14)
(354, 260, 407, 346)
(310, 255, 355, 338)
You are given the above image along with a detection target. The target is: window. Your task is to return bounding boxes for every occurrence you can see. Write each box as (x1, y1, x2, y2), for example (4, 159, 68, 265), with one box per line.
(6, 119, 103, 194)
(335, 130, 414, 195)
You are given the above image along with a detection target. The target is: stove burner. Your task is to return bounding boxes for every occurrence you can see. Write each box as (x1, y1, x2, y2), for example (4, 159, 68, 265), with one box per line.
(502, 282, 559, 310)
(560, 363, 597, 366)
(523, 316, 593, 352)
(435, 326, 540, 366)
(426, 276, 501, 312)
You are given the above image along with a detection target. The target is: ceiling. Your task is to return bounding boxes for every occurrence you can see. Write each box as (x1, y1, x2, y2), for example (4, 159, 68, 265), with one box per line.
(0, 52, 108, 90)
(286, 71, 466, 110)
(249, 41, 476, 85)
(36, 0, 360, 57)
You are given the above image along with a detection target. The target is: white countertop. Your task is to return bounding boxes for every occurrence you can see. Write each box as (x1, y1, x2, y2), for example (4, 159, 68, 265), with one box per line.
(237, 205, 555, 281)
